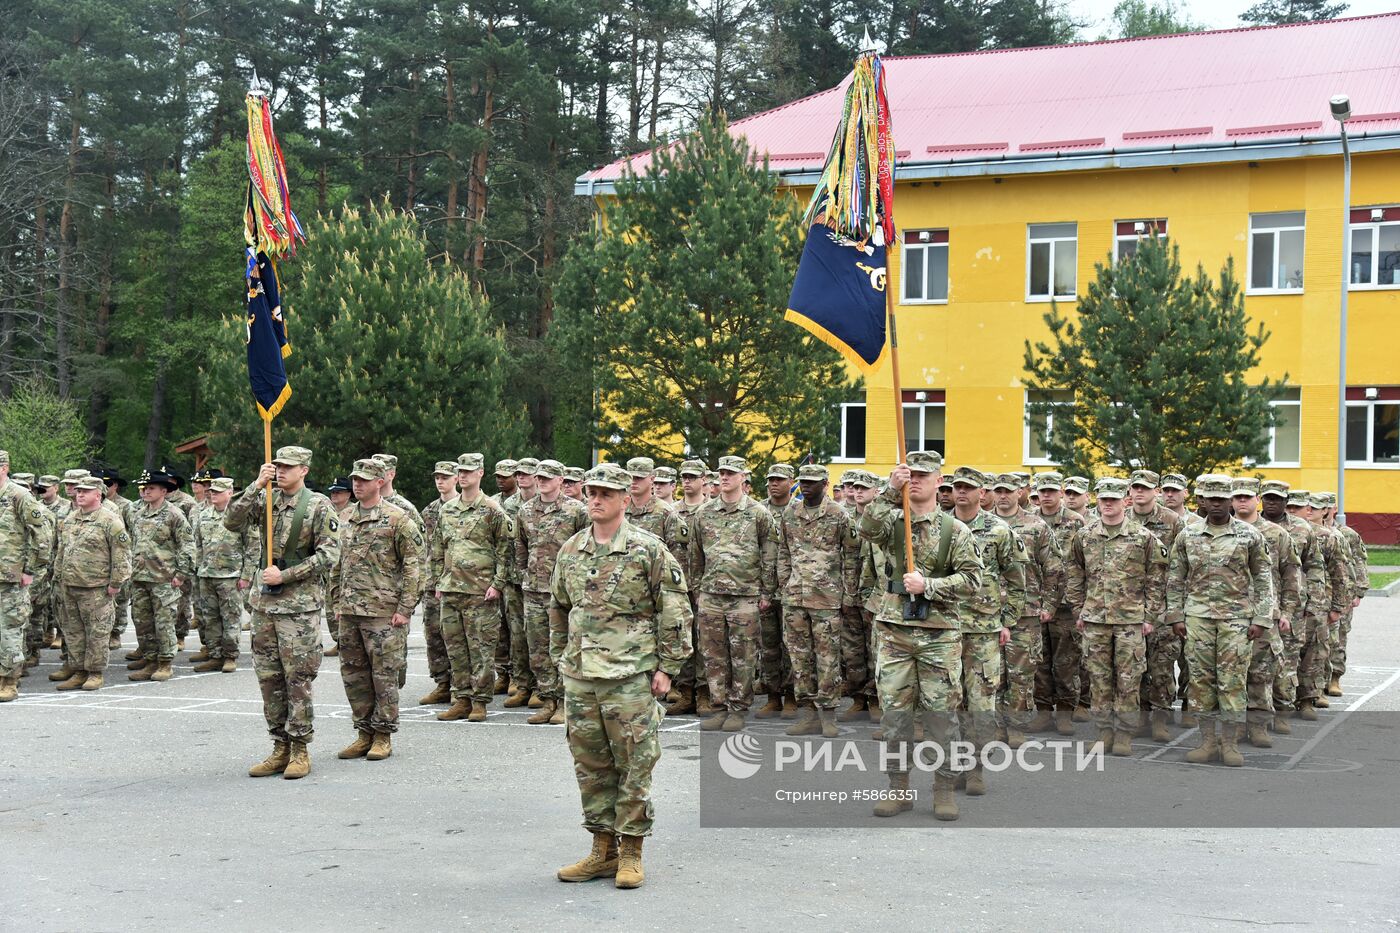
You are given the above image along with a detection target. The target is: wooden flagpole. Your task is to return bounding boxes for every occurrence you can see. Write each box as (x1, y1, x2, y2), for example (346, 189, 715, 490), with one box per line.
(883, 239, 916, 576)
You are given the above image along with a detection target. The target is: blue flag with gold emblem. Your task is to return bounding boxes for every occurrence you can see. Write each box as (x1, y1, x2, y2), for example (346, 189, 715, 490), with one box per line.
(786, 226, 888, 372)
(246, 248, 291, 420)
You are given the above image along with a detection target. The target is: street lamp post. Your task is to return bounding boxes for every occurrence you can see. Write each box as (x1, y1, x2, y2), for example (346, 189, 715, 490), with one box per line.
(1331, 95, 1351, 521)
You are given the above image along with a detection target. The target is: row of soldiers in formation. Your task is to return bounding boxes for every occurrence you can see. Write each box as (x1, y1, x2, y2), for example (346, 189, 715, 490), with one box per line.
(0, 445, 1371, 859)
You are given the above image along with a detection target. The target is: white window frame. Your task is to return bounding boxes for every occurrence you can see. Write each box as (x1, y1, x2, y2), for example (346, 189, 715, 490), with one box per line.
(902, 401, 946, 455)
(1247, 212, 1306, 295)
(832, 402, 867, 463)
(1113, 219, 1168, 263)
(1348, 211, 1400, 290)
(1023, 389, 1071, 465)
(1026, 223, 1077, 302)
(1345, 399, 1400, 469)
(900, 229, 950, 305)
(1254, 391, 1302, 468)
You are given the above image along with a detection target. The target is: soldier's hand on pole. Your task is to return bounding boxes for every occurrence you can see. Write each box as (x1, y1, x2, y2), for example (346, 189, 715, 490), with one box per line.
(484, 586, 500, 601)
(650, 670, 671, 698)
(889, 464, 911, 490)
(261, 564, 284, 586)
(254, 463, 276, 489)
(902, 570, 925, 594)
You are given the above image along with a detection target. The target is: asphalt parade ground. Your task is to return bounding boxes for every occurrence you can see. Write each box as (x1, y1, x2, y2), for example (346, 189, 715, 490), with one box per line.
(4, 600, 1400, 930)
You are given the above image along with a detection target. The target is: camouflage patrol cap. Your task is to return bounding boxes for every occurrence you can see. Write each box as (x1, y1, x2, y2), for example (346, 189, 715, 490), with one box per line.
(62, 469, 90, 486)
(563, 466, 586, 482)
(74, 473, 103, 491)
(494, 459, 518, 476)
(515, 457, 540, 475)
(1195, 474, 1233, 499)
(583, 462, 631, 491)
(949, 466, 984, 488)
(457, 453, 485, 472)
(209, 477, 235, 493)
(766, 463, 796, 480)
(907, 450, 943, 473)
(718, 456, 748, 474)
(1161, 473, 1188, 491)
(848, 470, 878, 489)
(1310, 491, 1336, 509)
(37, 474, 60, 489)
(1129, 469, 1160, 489)
(654, 466, 678, 483)
(1094, 477, 1129, 499)
(351, 458, 386, 480)
(1013, 471, 1032, 487)
(1063, 475, 1090, 494)
(991, 473, 1020, 491)
(1033, 471, 1064, 491)
(433, 460, 457, 476)
(371, 453, 398, 470)
(1287, 488, 1311, 507)
(272, 446, 313, 467)
(1260, 480, 1291, 499)
(625, 457, 655, 478)
(1231, 477, 1261, 496)
(679, 460, 707, 477)
(704, 471, 719, 483)
(838, 469, 857, 485)
(797, 464, 829, 481)
(12, 472, 35, 488)
(536, 459, 565, 479)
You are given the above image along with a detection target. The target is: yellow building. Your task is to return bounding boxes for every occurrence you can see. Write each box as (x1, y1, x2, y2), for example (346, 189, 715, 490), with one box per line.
(580, 15, 1400, 539)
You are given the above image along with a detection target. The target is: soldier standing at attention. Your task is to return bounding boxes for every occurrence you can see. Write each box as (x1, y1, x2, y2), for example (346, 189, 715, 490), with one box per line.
(491, 460, 530, 705)
(99, 469, 137, 651)
(417, 461, 461, 707)
(326, 476, 353, 517)
(704, 472, 720, 500)
(329, 458, 422, 762)
(1062, 477, 1091, 519)
(666, 459, 709, 716)
(756, 463, 796, 719)
(1325, 494, 1368, 697)
(550, 463, 692, 890)
(225, 446, 342, 780)
(372, 453, 423, 692)
(689, 456, 776, 732)
(162, 467, 198, 652)
(845, 471, 883, 723)
(1032, 472, 1085, 735)
(127, 470, 193, 683)
(1167, 475, 1274, 767)
(1263, 482, 1323, 734)
(0, 453, 55, 700)
(858, 452, 982, 821)
(507, 458, 542, 699)
(26, 475, 68, 669)
(562, 467, 585, 501)
(191, 477, 257, 673)
(1300, 493, 1349, 713)
(625, 456, 696, 709)
(1065, 478, 1166, 757)
(431, 454, 511, 723)
(1160, 474, 1189, 520)
(653, 466, 678, 503)
(776, 463, 860, 738)
(50, 473, 131, 692)
(515, 459, 589, 725)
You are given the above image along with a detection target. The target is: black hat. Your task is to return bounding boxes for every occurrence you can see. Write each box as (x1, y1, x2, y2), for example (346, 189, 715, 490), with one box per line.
(191, 467, 226, 483)
(327, 476, 352, 493)
(137, 469, 179, 491)
(93, 467, 127, 489)
(159, 464, 188, 490)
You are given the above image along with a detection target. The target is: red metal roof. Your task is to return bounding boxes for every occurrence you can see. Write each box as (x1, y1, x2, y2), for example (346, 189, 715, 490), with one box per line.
(581, 13, 1400, 185)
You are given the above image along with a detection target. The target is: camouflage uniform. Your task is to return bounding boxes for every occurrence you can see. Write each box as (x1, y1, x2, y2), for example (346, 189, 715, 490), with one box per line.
(776, 468, 860, 712)
(689, 458, 777, 713)
(1032, 476, 1085, 713)
(329, 463, 423, 737)
(857, 458, 983, 780)
(0, 467, 55, 683)
(104, 487, 137, 636)
(1268, 491, 1328, 713)
(855, 483, 890, 701)
(54, 482, 132, 675)
(224, 448, 342, 745)
(1331, 513, 1368, 682)
(193, 485, 257, 662)
(493, 460, 531, 692)
(129, 489, 194, 663)
(758, 464, 796, 696)
(167, 484, 198, 641)
(515, 470, 589, 703)
(431, 482, 512, 704)
(548, 464, 693, 838)
(1065, 480, 1167, 733)
(419, 469, 456, 695)
(27, 489, 68, 658)
(670, 468, 709, 696)
(996, 487, 1061, 730)
(1300, 497, 1349, 701)
(1124, 482, 1182, 715)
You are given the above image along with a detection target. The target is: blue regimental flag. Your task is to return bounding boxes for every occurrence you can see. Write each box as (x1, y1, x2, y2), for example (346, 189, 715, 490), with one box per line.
(785, 225, 888, 373)
(245, 248, 292, 420)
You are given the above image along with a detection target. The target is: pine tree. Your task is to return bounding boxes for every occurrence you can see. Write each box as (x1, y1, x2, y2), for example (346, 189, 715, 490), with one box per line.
(1022, 235, 1285, 483)
(1241, 0, 1348, 26)
(553, 114, 855, 465)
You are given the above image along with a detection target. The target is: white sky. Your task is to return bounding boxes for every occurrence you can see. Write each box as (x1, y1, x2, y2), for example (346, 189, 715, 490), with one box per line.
(1066, 0, 1400, 34)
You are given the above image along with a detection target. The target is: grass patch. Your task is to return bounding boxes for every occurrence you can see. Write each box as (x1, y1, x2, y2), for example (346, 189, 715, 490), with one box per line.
(1366, 546, 1400, 566)
(1370, 571, 1400, 591)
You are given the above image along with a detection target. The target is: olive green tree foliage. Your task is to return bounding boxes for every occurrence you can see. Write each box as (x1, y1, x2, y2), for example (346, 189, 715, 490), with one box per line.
(0, 378, 94, 477)
(202, 202, 524, 504)
(1023, 235, 1285, 483)
(553, 115, 855, 466)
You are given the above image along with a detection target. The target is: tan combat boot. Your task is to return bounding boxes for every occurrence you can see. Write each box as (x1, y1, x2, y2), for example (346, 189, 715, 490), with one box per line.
(128, 661, 156, 681)
(1314, 694, 1330, 709)
(873, 772, 913, 817)
(867, 695, 882, 721)
(1219, 725, 1244, 767)
(527, 690, 544, 709)
(1093, 728, 1113, 754)
(323, 644, 339, 657)
(1027, 709, 1054, 732)
(124, 649, 144, 662)
(549, 703, 565, 725)
(108, 634, 121, 650)
(785, 706, 821, 736)
(1054, 709, 1075, 735)
(695, 687, 717, 716)
(665, 687, 695, 716)
(126, 657, 149, 670)
(614, 836, 645, 889)
(1326, 675, 1343, 697)
(722, 711, 746, 732)
(249, 741, 290, 777)
(699, 710, 727, 731)
(837, 695, 868, 723)
(494, 672, 508, 694)
(1180, 702, 1198, 728)
(1184, 724, 1219, 764)
(1297, 699, 1318, 721)
(366, 733, 392, 760)
(781, 689, 797, 719)
(193, 657, 222, 673)
(221, 657, 237, 673)
(467, 701, 488, 723)
(437, 698, 471, 721)
(189, 648, 210, 663)
(503, 684, 531, 709)
(1150, 710, 1171, 743)
(1246, 717, 1272, 748)
(1272, 713, 1292, 735)
(338, 731, 374, 759)
(557, 831, 618, 882)
(819, 708, 839, 738)
(965, 764, 986, 796)
(55, 670, 87, 691)
(176, 637, 186, 652)
(754, 693, 783, 719)
(1134, 710, 1151, 738)
(0, 675, 17, 702)
(49, 665, 78, 682)
(419, 683, 451, 705)
(283, 741, 312, 778)
(527, 699, 556, 725)
(932, 772, 959, 821)
(1111, 731, 1133, 757)
(150, 660, 173, 682)
(1072, 706, 1091, 723)
(82, 672, 104, 691)
(1005, 727, 1027, 749)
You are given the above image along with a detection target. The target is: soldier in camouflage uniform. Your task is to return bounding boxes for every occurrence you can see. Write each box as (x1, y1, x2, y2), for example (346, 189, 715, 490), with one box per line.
(494, 458, 533, 705)
(25, 475, 69, 668)
(431, 453, 512, 723)
(372, 454, 424, 691)
(162, 467, 198, 650)
(549, 463, 692, 889)
(127, 469, 194, 682)
(0, 453, 54, 700)
(1160, 473, 1189, 521)
(1298, 492, 1350, 714)
(667, 459, 709, 714)
(858, 452, 982, 821)
(416, 461, 461, 706)
(99, 470, 136, 645)
(624, 457, 695, 709)
(756, 462, 796, 719)
(1124, 469, 1183, 734)
(329, 458, 423, 761)
(1031, 472, 1085, 734)
(776, 463, 861, 737)
(653, 466, 677, 503)
(990, 473, 1059, 746)
(1062, 476, 1091, 520)
(1167, 475, 1275, 767)
(704, 471, 719, 500)
(515, 459, 589, 725)
(225, 446, 342, 780)
(562, 466, 585, 501)
(1065, 478, 1167, 756)
(1231, 478, 1301, 748)
(49, 473, 131, 692)
(191, 477, 256, 673)
(1263, 482, 1324, 733)
(844, 470, 883, 722)
(948, 467, 1026, 793)
(1325, 495, 1368, 696)
(9, 474, 51, 671)
(689, 456, 777, 732)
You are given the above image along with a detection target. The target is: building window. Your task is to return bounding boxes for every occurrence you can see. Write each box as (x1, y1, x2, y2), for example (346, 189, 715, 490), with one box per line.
(1027, 223, 1077, 301)
(1248, 211, 1305, 293)
(1024, 390, 1072, 464)
(1259, 389, 1301, 467)
(1114, 219, 1168, 262)
(835, 402, 867, 462)
(902, 229, 949, 303)
(1346, 391, 1400, 466)
(900, 390, 946, 455)
(1349, 207, 1400, 288)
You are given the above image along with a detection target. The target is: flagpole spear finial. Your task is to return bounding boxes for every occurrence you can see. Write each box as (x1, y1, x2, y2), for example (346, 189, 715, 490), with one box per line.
(859, 27, 881, 57)
(249, 67, 265, 96)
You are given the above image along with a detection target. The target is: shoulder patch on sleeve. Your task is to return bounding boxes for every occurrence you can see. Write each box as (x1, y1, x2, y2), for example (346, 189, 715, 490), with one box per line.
(670, 566, 683, 586)
(329, 517, 339, 533)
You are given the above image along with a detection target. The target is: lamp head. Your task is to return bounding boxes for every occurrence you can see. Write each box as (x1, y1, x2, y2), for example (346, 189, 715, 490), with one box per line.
(1330, 95, 1351, 122)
